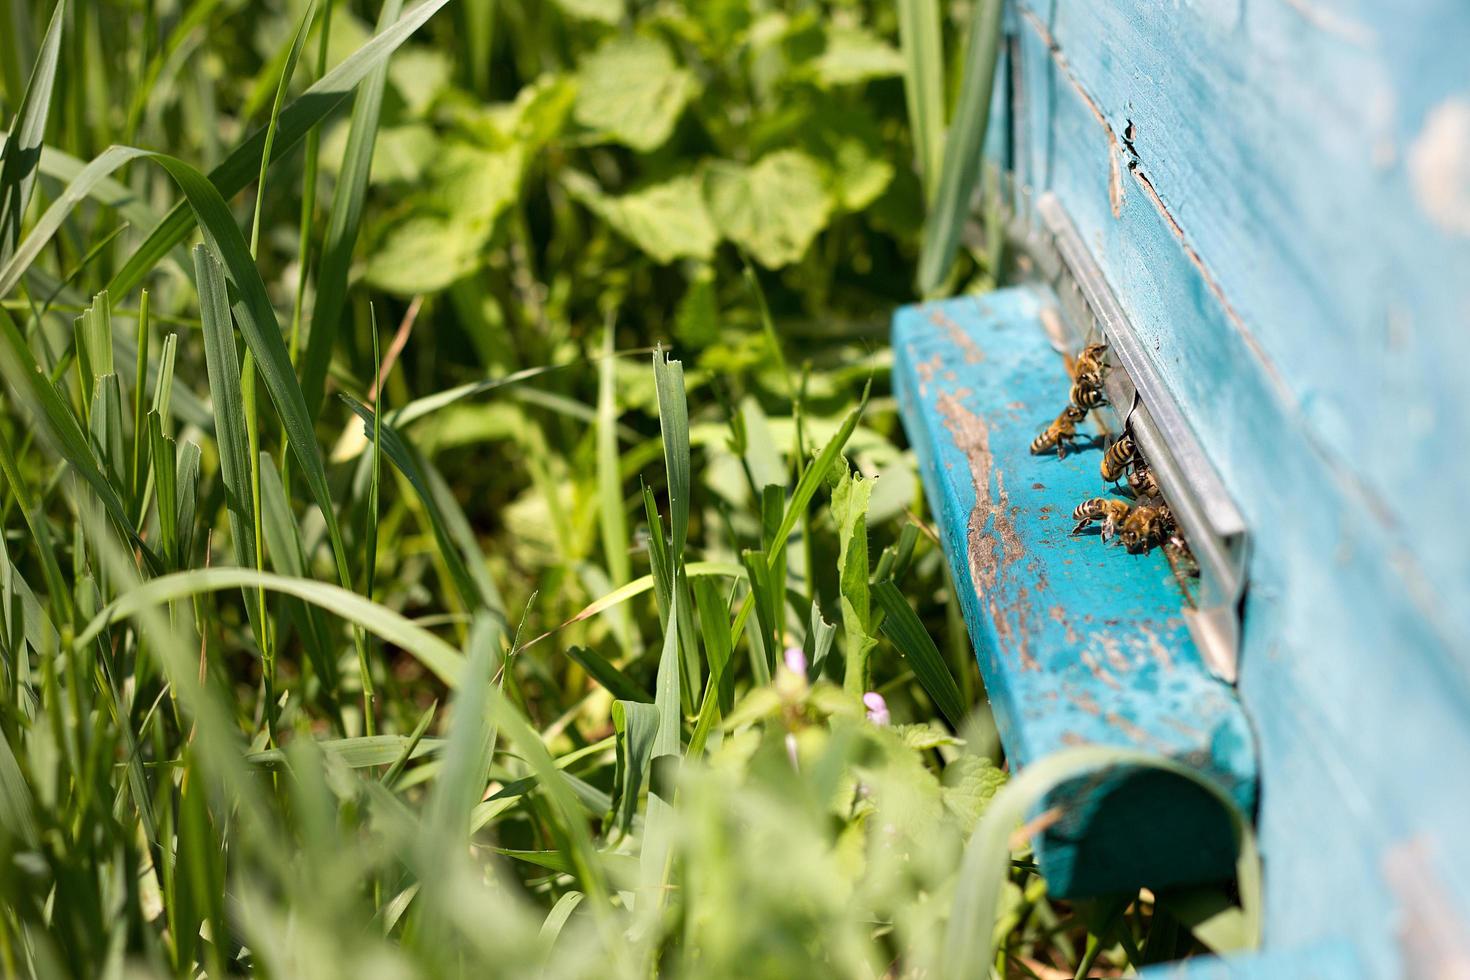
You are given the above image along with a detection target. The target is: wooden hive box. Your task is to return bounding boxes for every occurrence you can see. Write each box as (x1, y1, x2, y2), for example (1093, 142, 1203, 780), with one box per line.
(893, 2, 1470, 975)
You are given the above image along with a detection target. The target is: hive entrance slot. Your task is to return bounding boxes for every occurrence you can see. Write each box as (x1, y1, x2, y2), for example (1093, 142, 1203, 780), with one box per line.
(1030, 193, 1248, 683)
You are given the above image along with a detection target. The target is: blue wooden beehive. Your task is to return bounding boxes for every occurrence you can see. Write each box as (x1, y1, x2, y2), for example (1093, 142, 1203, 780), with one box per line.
(894, 2, 1470, 975)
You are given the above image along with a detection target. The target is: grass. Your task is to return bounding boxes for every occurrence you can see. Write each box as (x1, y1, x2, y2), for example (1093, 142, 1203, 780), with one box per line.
(0, 1, 1252, 976)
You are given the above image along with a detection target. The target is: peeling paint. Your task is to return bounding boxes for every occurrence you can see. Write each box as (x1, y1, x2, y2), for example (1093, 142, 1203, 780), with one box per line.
(915, 353, 943, 397)
(1139, 622, 1175, 671)
(1105, 711, 1156, 748)
(1408, 98, 1470, 237)
(929, 307, 986, 364)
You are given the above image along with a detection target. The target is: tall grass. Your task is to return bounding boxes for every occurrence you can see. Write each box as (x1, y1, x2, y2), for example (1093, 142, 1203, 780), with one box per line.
(0, 1, 1251, 976)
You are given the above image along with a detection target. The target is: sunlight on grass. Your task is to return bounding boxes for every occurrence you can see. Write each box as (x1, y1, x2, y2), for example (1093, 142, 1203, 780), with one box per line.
(0, 1, 1250, 976)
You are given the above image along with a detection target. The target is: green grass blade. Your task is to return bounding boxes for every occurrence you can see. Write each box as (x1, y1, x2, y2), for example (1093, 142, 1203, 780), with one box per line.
(692, 576, 733, 713)
(766, 380, 870, 567)
(341, 392, 497, 618)
(642, 482, 673, 621)
(73, 289, 113, 406)
(425, 614, 499, 845)
(246, 733, 442, 771)
(259, 453, 338, 696)
(873, 580, 966, 728)
(806, 601, 836, 680)
(382, 699, 439, 789)
(301, 0, 405, 418)
(249, 0, 316, 257)
(87, 374, 127, 503)
(0, 305, 146, 558)
(568, 645, 652, 703)
(597, 321, 630, 588)
(193, 246, 257, 581)
(538, 890, 585, 948)
(105, 0, 455, 299)
(365, 308, 383, 600)
(519, 561, 743, 652)
(611, 698, 658, 836)
(635, 581, 681, 931)
(0, 421, 70, 628)
(897, 0, 944, 205)
(740, 550, 778, 684)
(917, 0, 1004, 296)
(130, 290, 150, 505)
(144, 153, 367, 718)
(833, 466, 876, 694)
(0, 734, 37, 848)
(0, 144, 147, 298)
(292, 0, 334, 356)
(0, 0, 64, 267)
(175, 441, 201, 564)
(148, 413, 177, 564)
(79, 567, 463, 685)
(652, 350, 690, 562)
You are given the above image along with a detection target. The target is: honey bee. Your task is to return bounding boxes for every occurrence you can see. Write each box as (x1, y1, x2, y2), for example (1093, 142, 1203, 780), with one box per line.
(1072, 497, 1132, 541)
(1119, 504, 1173, 554)
(1069, 373, 1108, 410)
(1126, 459, 1160, 500)
(1074, 342, 1108, 377)
(1100, 435, 1136, 483)
(1030, 404, 1088, 458)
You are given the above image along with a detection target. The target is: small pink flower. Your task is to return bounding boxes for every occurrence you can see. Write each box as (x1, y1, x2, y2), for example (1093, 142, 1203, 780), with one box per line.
(863, 692, 890, 726)
(783, 646, 807, 675)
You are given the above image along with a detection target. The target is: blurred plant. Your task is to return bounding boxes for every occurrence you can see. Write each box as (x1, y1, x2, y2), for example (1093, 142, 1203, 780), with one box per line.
(0, 1, 1250, 977)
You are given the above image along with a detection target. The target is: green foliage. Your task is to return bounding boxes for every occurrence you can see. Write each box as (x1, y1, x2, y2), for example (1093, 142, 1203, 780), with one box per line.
(832, 460, 877, 693)
(574, 34, 697, 152)
(0, 1, 1250, 977)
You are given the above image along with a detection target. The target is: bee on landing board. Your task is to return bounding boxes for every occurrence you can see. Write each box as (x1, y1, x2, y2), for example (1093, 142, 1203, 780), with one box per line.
(1126, 458, 1160, 500)
(1070, 373, 1108, 409)
(1069, 342, 1109, 410)
(1072, 497, 1133, 542)
(1030, 404, 1089, 458)
(1100, 434, 1136, 484)
(1074, 342, 1108, 378)
(1119, 504, 1173, 554)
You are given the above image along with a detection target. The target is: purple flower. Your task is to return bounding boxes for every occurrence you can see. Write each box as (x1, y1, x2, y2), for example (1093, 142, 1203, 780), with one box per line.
(783, 646, 807, 675)
(863, 692, 890, 726)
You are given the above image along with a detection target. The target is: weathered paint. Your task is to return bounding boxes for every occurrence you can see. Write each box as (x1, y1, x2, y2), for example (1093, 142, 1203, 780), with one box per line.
(1136, 941, 1366, 980)
(942, 0, 1470, 971)
(893, 290, 1255, 898)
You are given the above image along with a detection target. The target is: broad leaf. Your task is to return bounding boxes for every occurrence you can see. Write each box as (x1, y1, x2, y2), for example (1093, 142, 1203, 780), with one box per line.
(564, 171, 717, 264)
(811, 25, 905, 87)
(574, 35, 695, 152)
(705, 151, 833, 268)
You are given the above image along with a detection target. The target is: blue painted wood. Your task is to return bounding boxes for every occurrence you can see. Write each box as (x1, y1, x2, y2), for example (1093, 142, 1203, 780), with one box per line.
(1136, 941, 1365, 980)
(977, 0, 1470, 971)
(892, 289, 1255, 898)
